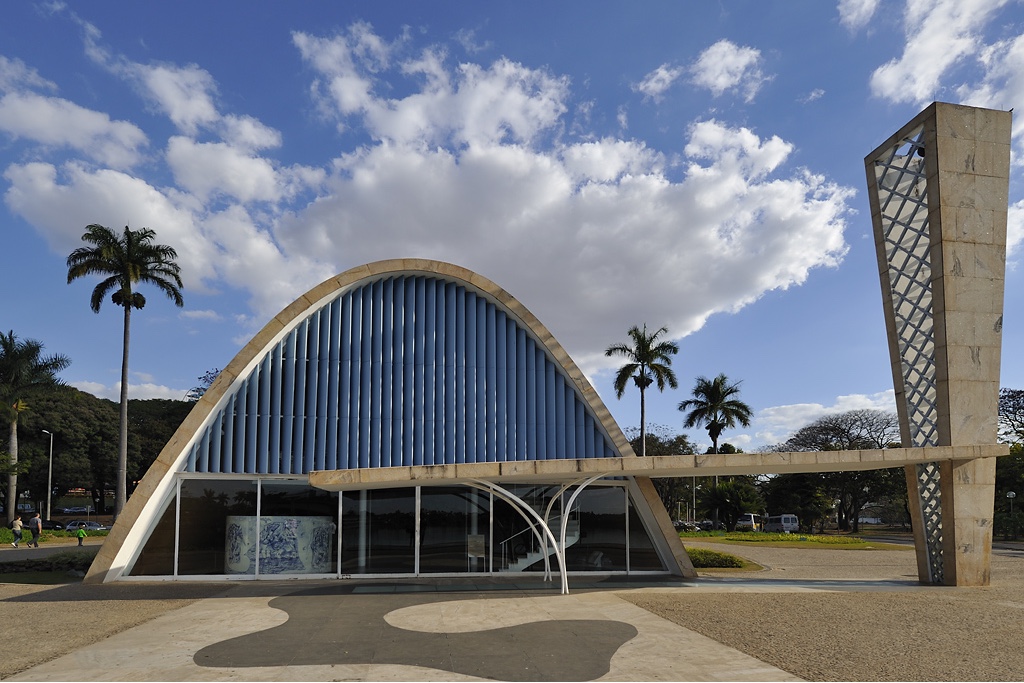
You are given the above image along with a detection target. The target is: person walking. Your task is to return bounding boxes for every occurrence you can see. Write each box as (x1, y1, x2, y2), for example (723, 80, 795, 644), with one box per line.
(27, 513, 41, 548)
(76, 523, 87, 547)
(10, 515, 23, 548)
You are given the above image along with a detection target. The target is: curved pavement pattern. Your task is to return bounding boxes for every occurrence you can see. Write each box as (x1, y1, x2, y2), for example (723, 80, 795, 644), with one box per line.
(5, 579, 800, 682)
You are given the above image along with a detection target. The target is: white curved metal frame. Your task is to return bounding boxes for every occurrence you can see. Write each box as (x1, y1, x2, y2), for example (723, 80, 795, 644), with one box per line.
(468, 475, 610, 594)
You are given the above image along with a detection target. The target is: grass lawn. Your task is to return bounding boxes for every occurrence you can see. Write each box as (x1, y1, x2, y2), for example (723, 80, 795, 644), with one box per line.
(680, 531, 911, 551)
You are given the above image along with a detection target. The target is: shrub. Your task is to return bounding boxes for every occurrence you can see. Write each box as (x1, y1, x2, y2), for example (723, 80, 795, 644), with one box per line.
(0, 549, 97, 574)
(686, 547, 745, 568)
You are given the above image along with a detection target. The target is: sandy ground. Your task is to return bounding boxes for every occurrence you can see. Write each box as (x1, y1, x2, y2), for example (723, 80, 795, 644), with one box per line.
(623, 542, 1024, 682)
(1, 541, 1022, 681)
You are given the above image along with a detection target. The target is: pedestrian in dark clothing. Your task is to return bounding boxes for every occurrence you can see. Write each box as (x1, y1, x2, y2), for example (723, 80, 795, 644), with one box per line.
(27, 513, 41, 548)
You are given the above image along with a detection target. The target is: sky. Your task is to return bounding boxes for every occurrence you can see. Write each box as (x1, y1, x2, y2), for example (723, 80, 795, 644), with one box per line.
(2, 0, 1023, 453)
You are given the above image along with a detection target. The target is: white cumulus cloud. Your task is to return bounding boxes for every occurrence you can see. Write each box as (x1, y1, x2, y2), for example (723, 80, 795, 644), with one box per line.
(690, 40, 769, 102)
(869, 0, 1012, 105)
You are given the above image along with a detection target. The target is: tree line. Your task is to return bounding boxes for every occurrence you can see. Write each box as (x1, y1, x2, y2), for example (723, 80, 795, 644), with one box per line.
(605, 324, 1024, 536)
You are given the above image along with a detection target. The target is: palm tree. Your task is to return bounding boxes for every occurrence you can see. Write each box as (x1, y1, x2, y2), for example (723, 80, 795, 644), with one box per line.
(605, 324, 679, 456)
(0, 331, 70, 523)
(67, 224, 183, 518)
(678, 373, 753, 454)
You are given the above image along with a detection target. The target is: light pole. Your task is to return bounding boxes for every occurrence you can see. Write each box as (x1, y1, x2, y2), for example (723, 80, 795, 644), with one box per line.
(41, 430, 53, 520)
(1008, 491, 1016, 517)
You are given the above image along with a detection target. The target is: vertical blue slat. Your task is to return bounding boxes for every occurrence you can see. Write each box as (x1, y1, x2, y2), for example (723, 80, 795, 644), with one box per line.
(303, 313, 320, 473)
(516, 328, 527, 460)
(402, 279, 415, 466)
(444, 283, 456, 463)
(502, 316, 515, 461)
(380, 278, 394, 468)
(196, 427, 210, 472)
(412, 278, 426, 466)
(346, 293, 361, 469)
(210, 411, 223, 473)
(257, 354, 271, 473)
(584, 412, 595, 459)
(464, 292, 477, 463)
(339, 293, 354, 469)
(490, 306, 502, 462)
(422, 278, 436, 465)
(234, 377, 247, 472)
(246, 364, 259, 472)
(537, 347, 550, 460)
(555, 374, 566, 459)
(562, 379, 573, 460)
(326, 298, 341, 470)
(525, 337, 537, 460)
(369, 280, 383, 468)
(358, 286, 373, 469)
(455, 286, 466, 463)
(314, 303, 330, 470)
(392, 278, 406, 467)
(544, 360, 556, 460)
(292, 320, 308, 474)
(475, 296, 487, 461)
(574, 398, 585, 459)
(269, 343, 282, 474)
(281, 329, 296, 474)
(433, 280, 446, 464)
(220, 393, 234, 474)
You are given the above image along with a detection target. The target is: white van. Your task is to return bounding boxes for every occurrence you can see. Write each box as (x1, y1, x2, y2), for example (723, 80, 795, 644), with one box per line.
(765, 514, 799, 533)
(735, 513, 762, 531)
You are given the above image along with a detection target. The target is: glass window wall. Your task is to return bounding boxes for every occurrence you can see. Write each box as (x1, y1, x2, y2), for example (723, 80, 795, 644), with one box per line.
(179, 478, 257, 575)
(258, 482, 338, 575)
(127, 477, 668, 579)
(340, 488, 415, 574)
(419, 487, 490, 573)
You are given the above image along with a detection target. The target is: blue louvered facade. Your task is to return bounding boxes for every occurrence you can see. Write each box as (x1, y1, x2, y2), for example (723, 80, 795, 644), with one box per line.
(184, 274, 618, 474)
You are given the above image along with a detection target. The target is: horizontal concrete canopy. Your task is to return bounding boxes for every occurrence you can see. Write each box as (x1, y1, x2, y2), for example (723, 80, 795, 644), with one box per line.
(309, 444, 1008, 491)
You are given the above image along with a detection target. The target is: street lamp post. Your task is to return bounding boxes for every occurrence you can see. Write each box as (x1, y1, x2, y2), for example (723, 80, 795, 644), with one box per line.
(1008, 492, 1017, 540)
(41, 430, 53, 520)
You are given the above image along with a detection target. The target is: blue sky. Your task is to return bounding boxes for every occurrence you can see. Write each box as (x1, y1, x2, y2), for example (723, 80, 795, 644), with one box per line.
(2, 0, 1022, 452)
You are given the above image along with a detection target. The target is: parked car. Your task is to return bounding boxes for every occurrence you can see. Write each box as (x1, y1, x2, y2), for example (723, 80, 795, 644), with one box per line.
(64, 520, 109, 532)
(735, 513, 763, 531)
(62, 506, 94, 514)
(765, 514, 800, 533)
(673, 520, 702, 532)
(39, 519, 65, 531)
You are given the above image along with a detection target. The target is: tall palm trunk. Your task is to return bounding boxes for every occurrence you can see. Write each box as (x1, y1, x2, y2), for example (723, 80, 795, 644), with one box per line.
(6, 419, 17, 524)
(639, 388, 646, 456)
(115, 304, 131, 518)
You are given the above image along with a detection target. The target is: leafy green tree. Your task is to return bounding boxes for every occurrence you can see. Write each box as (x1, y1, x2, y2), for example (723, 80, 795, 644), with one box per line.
(605, 325, 679, 456)
(772, 409, 901, 532)
(67, 224, 183, 518)
(996, 442, 1024, 539)
(127, 398, 194, 488)
(678, 373, 753, 454)
(760, 473, 833, 533)
(700, 478, 762, 531)
(625, 424, 697, 516)
(18, 390, 192, 514)
(185, 368, 221, 402)
(0, 331, 70, 522)
(999, 388, 1024, 445)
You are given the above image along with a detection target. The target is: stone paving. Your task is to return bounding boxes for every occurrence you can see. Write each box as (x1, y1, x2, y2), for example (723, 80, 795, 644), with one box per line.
(5, 576, 802, 682)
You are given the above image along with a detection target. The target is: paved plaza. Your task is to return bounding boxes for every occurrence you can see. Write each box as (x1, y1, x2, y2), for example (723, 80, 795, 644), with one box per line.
(3, 539, 1024, 681)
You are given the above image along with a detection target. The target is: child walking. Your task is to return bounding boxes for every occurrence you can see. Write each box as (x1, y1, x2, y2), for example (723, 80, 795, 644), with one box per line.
(76, 523, 87, 547)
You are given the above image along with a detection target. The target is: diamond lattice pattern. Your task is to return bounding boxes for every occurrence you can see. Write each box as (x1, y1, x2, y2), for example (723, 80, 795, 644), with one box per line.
(871, 127, 944, 583)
